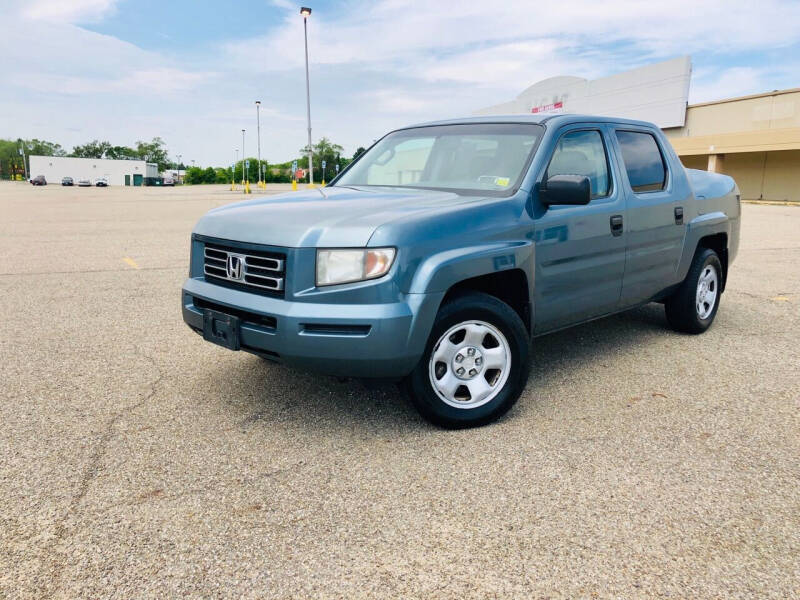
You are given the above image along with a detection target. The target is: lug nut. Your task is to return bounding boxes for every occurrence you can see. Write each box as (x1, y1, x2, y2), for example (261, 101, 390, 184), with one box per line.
(454, 354, 464, 363)
(475, 357, 482, 366)
(456, 367, 465, 375)
(467, 347, 476, 356)
(469, 368, 477, 376)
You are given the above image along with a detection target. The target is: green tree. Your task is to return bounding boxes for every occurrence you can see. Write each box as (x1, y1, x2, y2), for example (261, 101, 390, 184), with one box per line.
(106, 145, 139, 160)
(353, 146, 366, 160)
(134, 137, 169, 171)
(0, 137, 66, 179)
(184, 166, 203, 184)
(71, 140, 112, 158)
(298, 137, 345, 182)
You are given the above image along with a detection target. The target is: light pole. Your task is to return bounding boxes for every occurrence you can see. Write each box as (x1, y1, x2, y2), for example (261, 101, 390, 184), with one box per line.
(176, 154, 182, 182)
(19, 145, 28, 181)
(241, 129, 246, 185)
(255, 100, 263, 187)
(233, 148, 239, 190)
(301, 7, 313, 185)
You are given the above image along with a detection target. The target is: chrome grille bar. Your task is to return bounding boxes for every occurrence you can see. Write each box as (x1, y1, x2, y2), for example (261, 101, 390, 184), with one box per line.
(203, 245, 285, 294)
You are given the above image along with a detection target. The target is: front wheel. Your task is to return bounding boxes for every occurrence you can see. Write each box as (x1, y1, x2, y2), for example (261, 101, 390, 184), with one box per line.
(405, 292, 530, 428)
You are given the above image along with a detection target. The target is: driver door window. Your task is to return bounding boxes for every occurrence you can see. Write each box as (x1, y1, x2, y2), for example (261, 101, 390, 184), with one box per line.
(546, 130, 610, 199)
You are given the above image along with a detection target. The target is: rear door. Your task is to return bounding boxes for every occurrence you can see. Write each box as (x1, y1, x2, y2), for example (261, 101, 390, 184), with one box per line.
(611, 128, 685, 305)
(533, 124, 627, 332)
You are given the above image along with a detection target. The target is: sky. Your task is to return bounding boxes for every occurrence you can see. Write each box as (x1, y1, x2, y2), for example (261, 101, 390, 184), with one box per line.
(1, 0, 799, 166)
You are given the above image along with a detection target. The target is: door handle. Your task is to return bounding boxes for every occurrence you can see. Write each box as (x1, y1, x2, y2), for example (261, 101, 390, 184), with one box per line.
(610, 214, 623, 237)
(675, 206, 684, 224)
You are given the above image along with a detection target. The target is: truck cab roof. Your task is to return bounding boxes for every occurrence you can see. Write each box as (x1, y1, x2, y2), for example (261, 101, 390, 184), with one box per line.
(406, 114, 658, 130)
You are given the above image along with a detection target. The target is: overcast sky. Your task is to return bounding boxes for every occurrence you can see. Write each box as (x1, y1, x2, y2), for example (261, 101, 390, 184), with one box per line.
(1, 0, 798, 166)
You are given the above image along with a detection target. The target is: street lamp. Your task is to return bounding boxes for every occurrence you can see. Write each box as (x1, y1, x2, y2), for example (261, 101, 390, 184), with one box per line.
(301, 6, 313, 185)
(255, 100, 263, 187)
(233, 148, 239, 190)
(241, 129, 246, 185)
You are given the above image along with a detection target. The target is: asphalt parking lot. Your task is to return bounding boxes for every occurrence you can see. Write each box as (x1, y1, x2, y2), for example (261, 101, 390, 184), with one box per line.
(1, 182, 798, 598)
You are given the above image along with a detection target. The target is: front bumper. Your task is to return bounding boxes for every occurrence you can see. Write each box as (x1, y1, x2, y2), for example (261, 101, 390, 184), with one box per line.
(182, 277, 443, 378)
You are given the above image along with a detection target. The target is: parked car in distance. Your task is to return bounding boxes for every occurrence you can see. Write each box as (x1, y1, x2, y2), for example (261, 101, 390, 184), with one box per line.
(30, 175, 47, 185)
(182, 114, 741, 428)
(77, 178, 92, 187)
(95, 177, 108, 187)
(61, 177, 74, 186)
(163, 177, 175, 186)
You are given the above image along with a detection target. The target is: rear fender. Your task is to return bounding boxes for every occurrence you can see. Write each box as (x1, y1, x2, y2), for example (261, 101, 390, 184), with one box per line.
(676, 212, 730, 282)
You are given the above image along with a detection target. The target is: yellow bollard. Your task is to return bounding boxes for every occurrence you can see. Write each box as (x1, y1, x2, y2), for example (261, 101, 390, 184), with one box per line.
(245, 180, 251, 194)
(292, 180, 298, 191)
(321, 180, 326, 187)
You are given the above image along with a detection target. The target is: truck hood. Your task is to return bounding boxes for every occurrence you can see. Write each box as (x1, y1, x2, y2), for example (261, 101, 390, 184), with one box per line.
(193, 186, 478, 247)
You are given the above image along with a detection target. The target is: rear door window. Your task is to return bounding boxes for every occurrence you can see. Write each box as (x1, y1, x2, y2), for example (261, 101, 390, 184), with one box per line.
(615, 130, 667, 192)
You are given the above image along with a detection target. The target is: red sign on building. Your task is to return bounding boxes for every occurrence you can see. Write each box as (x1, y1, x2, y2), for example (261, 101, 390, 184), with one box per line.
(531, 101, 564, 113)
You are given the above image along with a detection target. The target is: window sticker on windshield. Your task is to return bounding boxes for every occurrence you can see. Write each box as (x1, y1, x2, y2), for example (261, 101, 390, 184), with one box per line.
(496, 177, 510, 187)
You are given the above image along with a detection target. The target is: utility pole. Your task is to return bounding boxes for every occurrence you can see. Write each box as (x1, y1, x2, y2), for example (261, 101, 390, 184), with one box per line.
(19, 145, 28, 181)
(301, 7, 314, 185)
(255, 100, 263, 187)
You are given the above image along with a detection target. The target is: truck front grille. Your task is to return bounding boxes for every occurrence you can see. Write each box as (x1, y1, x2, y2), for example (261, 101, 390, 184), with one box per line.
(203, 243, 286, 297)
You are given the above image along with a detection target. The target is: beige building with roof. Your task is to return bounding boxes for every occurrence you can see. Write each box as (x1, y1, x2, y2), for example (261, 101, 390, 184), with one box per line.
(665, 88, 800, 202)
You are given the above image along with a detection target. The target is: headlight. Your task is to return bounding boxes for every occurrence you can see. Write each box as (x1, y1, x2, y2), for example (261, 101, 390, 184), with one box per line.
(316, 248, 396, 286)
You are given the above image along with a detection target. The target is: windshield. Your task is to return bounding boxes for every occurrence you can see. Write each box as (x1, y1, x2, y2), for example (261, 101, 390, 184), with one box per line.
(334, 123, 543, 196)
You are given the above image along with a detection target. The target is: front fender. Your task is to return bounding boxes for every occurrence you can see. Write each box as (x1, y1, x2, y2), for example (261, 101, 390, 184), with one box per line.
(408, 241, 534, 295)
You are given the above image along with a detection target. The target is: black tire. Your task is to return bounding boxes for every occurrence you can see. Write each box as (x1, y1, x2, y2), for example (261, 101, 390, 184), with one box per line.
(665, 247, 723, 334)
(404, 292, 530, 429)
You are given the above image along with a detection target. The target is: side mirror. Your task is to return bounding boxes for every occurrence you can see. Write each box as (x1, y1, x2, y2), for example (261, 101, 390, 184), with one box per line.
(539, 174, 591, 206)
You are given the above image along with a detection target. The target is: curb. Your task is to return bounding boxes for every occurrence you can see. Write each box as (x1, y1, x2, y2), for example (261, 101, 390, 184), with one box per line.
(742, 200, 800, 207)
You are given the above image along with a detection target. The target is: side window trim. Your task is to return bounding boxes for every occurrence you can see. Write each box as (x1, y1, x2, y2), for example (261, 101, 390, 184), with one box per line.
(614, 128, 670, 194)
(544, 127, 614, 201)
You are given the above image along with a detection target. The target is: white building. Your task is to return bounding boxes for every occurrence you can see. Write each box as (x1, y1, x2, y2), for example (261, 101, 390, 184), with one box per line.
(475, 56, 692, 129)
(29, 155, 159, 186)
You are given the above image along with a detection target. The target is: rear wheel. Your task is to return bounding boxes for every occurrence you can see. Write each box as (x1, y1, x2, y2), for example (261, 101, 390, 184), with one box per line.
(405, 292, 529, 428)
(665, 247, 722, 334)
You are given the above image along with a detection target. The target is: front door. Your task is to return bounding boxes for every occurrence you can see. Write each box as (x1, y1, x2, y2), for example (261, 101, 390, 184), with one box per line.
(533, 125, 627, 333)
(611, 128, 686, 305)
(133, 174, 143, 186)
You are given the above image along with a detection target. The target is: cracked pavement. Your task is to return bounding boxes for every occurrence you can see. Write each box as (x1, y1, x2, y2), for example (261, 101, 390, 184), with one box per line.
(1, 183, 798, 598)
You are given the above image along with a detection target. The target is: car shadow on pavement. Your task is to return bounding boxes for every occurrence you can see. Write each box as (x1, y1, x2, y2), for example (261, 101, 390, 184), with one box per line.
(197, 302, 671, 434)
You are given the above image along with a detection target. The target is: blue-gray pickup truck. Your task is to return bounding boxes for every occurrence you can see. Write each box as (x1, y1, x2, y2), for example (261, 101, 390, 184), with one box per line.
(182, 115, 740, 428)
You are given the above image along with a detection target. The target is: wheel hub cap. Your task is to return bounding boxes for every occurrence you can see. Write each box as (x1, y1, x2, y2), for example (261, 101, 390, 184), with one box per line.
(428, 320, 511, 409)
(695, 264, 718, 320)
(452, 346, 484, 379)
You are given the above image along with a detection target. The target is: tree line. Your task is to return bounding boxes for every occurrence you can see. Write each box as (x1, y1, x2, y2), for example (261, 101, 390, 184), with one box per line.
(1, 135, 367, 182)
(183, 137, 366, 185)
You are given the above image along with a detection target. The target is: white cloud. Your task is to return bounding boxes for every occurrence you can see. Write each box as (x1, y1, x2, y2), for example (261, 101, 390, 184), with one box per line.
(2, 0, 799, 166)
(21, 0, 118, 23)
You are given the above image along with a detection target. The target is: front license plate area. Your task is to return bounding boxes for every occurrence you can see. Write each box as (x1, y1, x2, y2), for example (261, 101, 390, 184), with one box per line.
(203, 309, 241, 350)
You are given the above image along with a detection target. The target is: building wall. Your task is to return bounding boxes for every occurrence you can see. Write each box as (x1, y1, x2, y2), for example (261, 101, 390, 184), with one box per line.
(667, 89, 800, 138)
(666, 88, 800, 203)
(678, 150, 800, 202)
(29, 156, 148, 186)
